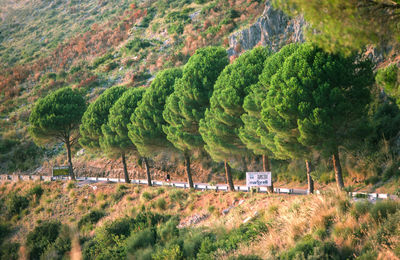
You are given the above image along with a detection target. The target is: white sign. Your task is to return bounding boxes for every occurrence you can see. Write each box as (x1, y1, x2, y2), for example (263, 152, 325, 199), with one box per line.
(246, 172, 271, 187)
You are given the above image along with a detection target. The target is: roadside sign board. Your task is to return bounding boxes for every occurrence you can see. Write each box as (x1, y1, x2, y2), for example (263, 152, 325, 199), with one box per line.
(52, 166, 70, 177)
(246, 172, 271, 187)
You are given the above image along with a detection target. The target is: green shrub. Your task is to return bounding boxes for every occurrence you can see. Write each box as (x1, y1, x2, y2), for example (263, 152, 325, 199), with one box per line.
(153, 244, 183, 260)
(126, 228, 156, 253)
(336, 199, 351, 215)
(279, 235, 341, 260)
(142, 192, 153, 201)
(0, 223, 11, 244)
(170, 190, 188, 203)
(156, 198, 167, 210)
(128, 246, 153, 260)
(26, 221, 62, 260)
(369, 200, 399, 223)
(41, 225, 71, 259)
(374, 211, 400, 247)
(78, 210, 106, 231)
(6, 193, 29, 217)
(123, 38, 151, 54)
(158, 217, 179, 242)
(0, 242, 19, 260)
(351, 201, 371, 219)
(228, 255, 262, 260)
(66, 181, 75, 191)
(28, 185, 44, 201)
(112, 189, 126, 202)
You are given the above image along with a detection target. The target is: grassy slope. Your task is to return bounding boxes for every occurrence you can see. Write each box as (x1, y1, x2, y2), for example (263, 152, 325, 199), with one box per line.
(0, 180, 399, 259)
(0, 0, 264, 174)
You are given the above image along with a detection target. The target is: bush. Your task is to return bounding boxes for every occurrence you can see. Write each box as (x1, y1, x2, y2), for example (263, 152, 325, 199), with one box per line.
(141, 192, 153, 201)
(369, 200, 399, 223)
(158, 217, 179, 242)
(128, 246, 153, 260)
(0, 224, 10, 244)
(279, 236, 342, 260)
(153, 244, 183, 260)
(28, 185, 44, 201)
(126, 228, 156, 253)
(6, 193, 29, 217)
(169, 190, 188, 203)
(374, 211, 400, 247)
(78, 210, 106, 231)
(156, 198, 166, 210)
(0, 242, 19, 260)
(26, 221, 62, 260)
(228, 255, 262, 260)
(351, 201, 371, 219)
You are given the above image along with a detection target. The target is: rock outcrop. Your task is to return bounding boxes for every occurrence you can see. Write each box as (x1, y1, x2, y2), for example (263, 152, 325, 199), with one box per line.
(228, 0, 305, 56)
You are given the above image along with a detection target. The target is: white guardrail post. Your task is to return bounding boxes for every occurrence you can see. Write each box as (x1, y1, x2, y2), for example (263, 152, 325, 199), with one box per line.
(0, 174, 398, 200)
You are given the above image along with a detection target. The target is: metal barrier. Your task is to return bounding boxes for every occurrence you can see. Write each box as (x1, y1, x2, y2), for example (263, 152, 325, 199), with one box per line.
(0, 174, 397, 199)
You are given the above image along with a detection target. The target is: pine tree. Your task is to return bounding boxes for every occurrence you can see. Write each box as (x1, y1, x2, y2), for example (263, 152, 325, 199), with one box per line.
(163, 47, 228, 188)
(129, 68, 182, 186)
(100, 88, 145, 184)
(263, 43, 373, 190)
(239, 44, 300, 192)
(80, 86, 127, 151)
(29, 87, 86, 180)
(199, 47, 270, 191)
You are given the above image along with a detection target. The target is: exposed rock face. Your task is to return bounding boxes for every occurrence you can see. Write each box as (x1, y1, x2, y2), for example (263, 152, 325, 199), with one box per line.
(228, 0, 305, 56)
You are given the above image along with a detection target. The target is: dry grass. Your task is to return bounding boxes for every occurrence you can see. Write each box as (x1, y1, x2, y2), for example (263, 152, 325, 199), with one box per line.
(1, 180, 399, 259)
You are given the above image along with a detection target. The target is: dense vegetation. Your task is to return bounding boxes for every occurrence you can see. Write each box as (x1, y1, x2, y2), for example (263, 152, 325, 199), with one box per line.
(0, 181, 400, 259)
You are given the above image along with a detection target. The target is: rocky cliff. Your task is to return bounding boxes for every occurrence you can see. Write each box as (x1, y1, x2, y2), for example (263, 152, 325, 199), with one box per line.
(228, 0, 305, 56)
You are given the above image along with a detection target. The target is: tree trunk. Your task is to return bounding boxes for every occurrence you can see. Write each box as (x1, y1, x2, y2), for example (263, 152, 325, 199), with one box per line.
(332, 150, 345, 190)
(143, 157, 152, 186)
(263, 154, 273, 194)
(242, 156, 248, 173)
(225, 160, 235, 191)
(66, 140, 75, 180)
(184, 153, 194, 188)
(121, 153, 130, 183)
(305, 160, 314, 194)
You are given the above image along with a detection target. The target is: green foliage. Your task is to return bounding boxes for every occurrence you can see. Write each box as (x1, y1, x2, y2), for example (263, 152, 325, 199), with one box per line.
(153, 244, 183, 259)
(240, 43, 300, 158)
(0, 242, 19, 260)
(125, 228, 156, 253)
(163, 46, 229, 153)
(82, 212, 169, 259)
(263, 43, 373, 161)
(27, 185, 44, 202)
(29, 87, 86, 146)
(374, 211, 400, 248)
(376, 64, 400, 104)
(92, 52, 114, 69)
(350, 201, 371, 219)
(156, 198, 167, 210)
(197, 220, 267, 258)
(6, 193, 29, 217)
(279, 235, 342, 260)
(80, 86, 127, 150)
(123, 38, 151, 54)
(369, 200, 399, 223)
(169, 189, 188, 202)
(199, 46, 270, 164)
(129, 68, 182, 157)
(26, 221, 66, 260)
(78, 210, 106, 231)
(273, 0, 400, 54)
(141, 192, 154, 201)
(100, 87, 145, 158)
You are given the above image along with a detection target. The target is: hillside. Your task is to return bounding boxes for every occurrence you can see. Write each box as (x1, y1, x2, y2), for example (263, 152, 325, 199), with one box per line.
(1, 180, 400, 259)
(0, 0, 267, 174)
